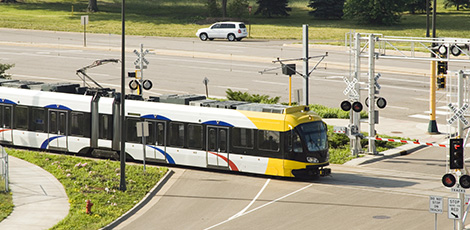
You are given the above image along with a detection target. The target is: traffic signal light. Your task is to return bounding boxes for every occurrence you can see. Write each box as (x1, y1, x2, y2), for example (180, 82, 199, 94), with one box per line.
(437, 61, 448, 75)
(437, 76, 446, 89)
(450, 138, 464, 169)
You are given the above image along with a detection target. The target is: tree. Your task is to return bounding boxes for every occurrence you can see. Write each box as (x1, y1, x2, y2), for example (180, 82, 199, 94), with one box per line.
(1, 0, 17, 3)
(228, 0, 249, 18)
(207, 0, 221, 17)
(0, 63, 14, 79)
(255, 0, 291, 17)
(222, 0, 227, 17)
(404, 0, 428, 14)
(87, 0, 98, 12)
(343, 0, 405, 25)
(308, 0, 345, 19)
(444, 0, 470, 10)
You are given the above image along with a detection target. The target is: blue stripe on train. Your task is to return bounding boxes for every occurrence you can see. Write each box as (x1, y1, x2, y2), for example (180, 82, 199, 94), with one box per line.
(147, 145, 175, 164)
(40, 136, 65, 149)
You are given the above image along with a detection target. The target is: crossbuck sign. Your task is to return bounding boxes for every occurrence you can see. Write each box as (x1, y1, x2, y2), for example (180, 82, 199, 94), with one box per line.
(448, 103, 469, 126)
(343, 77, 359, 100)
(134, 48, 149, 69)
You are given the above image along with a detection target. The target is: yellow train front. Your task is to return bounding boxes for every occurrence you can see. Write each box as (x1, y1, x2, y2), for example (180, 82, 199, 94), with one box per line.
(235, 104, 331, 178)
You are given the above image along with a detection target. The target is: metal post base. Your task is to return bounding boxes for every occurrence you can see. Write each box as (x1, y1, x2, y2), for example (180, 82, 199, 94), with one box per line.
(428, 120, 439, 134)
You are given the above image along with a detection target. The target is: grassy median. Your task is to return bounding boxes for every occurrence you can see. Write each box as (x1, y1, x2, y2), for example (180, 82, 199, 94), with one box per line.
(5, 149, 167, 229)
(0, 0, 469, 41)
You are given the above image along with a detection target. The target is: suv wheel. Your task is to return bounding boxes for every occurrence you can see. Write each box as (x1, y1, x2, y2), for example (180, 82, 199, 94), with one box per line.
(227, 34, 236, 41)
(199, 33, 208, 41)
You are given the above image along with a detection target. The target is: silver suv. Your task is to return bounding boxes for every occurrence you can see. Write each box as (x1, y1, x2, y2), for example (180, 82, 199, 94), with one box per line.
(196, 22, 248, 41)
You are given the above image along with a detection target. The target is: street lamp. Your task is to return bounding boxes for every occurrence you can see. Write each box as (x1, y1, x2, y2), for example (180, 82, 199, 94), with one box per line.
(120, 0, 126, 192)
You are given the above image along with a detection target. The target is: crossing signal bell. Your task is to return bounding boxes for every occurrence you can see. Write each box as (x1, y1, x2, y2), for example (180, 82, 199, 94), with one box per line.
(450, 138, 464, 169)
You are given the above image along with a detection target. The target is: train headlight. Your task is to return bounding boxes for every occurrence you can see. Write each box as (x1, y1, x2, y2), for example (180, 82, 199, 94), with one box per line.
(307, 157, 319, 163)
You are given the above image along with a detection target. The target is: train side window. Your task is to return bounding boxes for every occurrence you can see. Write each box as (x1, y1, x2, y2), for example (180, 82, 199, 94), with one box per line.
(219, 129, 227, 153)
(258, 130, 280, 152)
(126, 118, 140, 143)
(0, 105, 3, 127)
(157, 123, 165, 146)
(293, 131, 302, 153)
(232, 128, 254, 149)
(71, 112, 91, 137)
(99, 114, 113, 140)
(188, 124, 203, 149)
(49, 111, 57, 133)
(208, 128, 217, 151)
(31, 108, 45, 132)
(15, 106, 28, 130)
(169, 122, 184, 147)
(4, 106, 11, 128)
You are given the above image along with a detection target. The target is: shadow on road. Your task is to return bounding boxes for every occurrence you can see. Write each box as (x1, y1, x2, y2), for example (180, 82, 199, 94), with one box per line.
(317, 172, 418, 188)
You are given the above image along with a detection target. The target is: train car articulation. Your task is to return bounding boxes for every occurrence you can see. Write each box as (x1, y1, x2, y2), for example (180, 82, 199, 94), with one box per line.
(0, 80, 330, 178)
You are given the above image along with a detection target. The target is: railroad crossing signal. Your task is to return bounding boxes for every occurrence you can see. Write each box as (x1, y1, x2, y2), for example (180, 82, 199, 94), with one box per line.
(443, 173, 457, 187)
(343, 77, 359, 99)
(448, 103, 469, 126)
(449, 138, 464, 169)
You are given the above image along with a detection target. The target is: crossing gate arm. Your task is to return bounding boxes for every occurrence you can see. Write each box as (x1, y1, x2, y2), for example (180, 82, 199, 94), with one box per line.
(368, 136, 448, 148)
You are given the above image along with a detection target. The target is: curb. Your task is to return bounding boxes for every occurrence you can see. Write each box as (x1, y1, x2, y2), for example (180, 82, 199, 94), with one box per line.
(101, 169, 174, 230)
(343, 143, 428, 166)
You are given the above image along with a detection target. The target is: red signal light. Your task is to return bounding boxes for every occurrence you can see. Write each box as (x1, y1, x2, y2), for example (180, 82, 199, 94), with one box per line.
(442, 173, 456, 187)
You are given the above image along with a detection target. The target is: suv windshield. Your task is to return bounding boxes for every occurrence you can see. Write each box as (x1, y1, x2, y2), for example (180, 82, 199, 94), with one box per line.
(296, 121, 328, 152)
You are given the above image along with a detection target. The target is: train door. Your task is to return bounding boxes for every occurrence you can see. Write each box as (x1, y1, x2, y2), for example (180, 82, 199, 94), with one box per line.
(48, 110, 68, 150)
(206, 126, 229, 168)
(0, 105, 13, 143)
(149, 121, 166, 161)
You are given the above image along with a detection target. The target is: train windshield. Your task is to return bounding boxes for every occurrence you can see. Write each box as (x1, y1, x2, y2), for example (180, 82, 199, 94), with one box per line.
(297, 121, 328, 152)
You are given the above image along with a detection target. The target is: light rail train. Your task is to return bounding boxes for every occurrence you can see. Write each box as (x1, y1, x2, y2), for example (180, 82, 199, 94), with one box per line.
(0, 80, 330, 178)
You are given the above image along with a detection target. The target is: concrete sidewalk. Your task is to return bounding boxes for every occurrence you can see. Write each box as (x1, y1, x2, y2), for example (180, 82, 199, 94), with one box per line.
(0, 156, 69, 230)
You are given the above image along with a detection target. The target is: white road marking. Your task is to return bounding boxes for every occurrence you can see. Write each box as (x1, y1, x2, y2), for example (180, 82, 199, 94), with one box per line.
(228, 179, 270, 220)
(205, 183, 313, 230)
(386, 105, 409, 110)
(252, 80, 285, 85)
(215, 85, 249, 91)
(409, 114, 433, 119)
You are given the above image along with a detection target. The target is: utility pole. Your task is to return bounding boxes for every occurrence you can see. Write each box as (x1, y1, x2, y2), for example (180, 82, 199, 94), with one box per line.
(368, 35, 377, 155)
(428, 0, 439, 134)
(303, 24, 309, 105)
(351, 33, 362, 156)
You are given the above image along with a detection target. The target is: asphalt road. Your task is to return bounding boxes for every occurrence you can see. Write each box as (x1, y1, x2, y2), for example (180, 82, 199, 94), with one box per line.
(1, 29, 468, 229)
(115, 157, 454, 230)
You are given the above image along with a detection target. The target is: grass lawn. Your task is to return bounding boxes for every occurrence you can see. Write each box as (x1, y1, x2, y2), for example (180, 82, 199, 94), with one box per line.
(0, 183, 13, 222)
(0, 0, 469, 42)
(4, 148, 167, 230)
